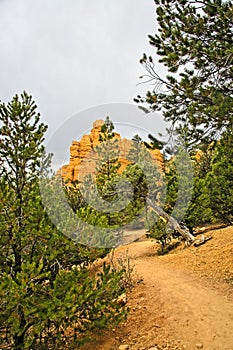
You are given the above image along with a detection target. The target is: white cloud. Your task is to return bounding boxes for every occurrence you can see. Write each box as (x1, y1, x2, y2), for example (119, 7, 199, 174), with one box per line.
(0, 0, 167, 146)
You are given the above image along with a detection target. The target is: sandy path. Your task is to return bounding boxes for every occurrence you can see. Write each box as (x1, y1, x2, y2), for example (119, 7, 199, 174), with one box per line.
(109, 240, 232, 349)
(81, 231, 233, 350)
(133, 255, 233, 350)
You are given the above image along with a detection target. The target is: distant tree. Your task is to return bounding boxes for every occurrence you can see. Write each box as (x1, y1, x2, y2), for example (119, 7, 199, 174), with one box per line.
(95, 116, 121, 207)
(127, 134, 143, 163)
(205, 132, 233, 224)
(64, 179, 86, 212)
(183, 143, 216, 228)
(146, 146, 195, 246)
(147, 217, 172, 251)
(135, 0, 233, 145)
(126, 139, 163, 203)
(98, 115, 116, 143)
(82, 116, 122, 229)
(184, 177, 214, 228)
(0, 93, 127, 349)
(181, 131, 233, 228)
(126, 135, 165, 226)
(72, 117, 124, 247)
(78, 121, 164, 231)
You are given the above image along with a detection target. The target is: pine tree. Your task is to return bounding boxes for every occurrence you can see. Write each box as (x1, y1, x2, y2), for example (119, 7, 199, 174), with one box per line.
(94, 116, 126, 229)
(96, 116, 121, 206)
(205, 132, 233, 224)
(135, 0, 233, 145)
(124, 138, 166, 230)
(134, 0, 233, 237)
(184, 143, 215, 228)
(0, 94, 127, 349)
(74, 117, 124, 246)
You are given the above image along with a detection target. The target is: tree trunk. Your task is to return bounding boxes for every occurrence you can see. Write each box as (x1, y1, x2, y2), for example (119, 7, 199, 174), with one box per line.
(13, 333, 25, 350)
(13, 305, 27, 350)
(146, 198, 195, 243)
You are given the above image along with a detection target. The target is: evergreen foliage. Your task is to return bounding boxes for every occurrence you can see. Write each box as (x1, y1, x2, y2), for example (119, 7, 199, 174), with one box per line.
(135, 0, 233, 247)
(0, 93, 127, 349)
(95, 116, 121, 215)
(76, 117, 123, 232)
(205, 132, 233, 224)
(135, 0, 233, 145)
(125, 135, 165, 230)
(146, 144, 194, 246)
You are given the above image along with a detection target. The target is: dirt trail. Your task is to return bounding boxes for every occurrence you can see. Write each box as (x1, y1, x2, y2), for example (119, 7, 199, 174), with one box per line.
(134, 253, 233, 349)
(111, 240, 233, 350)
(81, 227, 233, 350)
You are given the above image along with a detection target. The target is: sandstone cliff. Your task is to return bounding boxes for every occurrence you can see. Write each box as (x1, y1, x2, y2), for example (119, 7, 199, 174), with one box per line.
(59, 120, 164, 182)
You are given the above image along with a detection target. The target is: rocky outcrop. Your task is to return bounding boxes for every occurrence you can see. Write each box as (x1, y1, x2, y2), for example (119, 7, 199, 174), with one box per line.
(59, 120, 164, 182)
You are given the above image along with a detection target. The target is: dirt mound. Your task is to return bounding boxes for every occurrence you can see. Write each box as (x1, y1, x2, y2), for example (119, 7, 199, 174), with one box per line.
(80, 226, 233, 350)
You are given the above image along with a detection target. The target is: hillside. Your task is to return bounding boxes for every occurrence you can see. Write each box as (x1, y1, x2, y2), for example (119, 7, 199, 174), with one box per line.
(81, 226, 233, 350)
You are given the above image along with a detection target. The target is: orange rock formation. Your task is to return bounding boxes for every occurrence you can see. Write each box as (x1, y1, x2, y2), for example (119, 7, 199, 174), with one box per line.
(59, 120, 164, 182)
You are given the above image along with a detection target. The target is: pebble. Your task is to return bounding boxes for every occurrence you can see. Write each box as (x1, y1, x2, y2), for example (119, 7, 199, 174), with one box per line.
(118, 345, 130, 350)
(117, 293, 127, 305)
(196, 343, 203, 349)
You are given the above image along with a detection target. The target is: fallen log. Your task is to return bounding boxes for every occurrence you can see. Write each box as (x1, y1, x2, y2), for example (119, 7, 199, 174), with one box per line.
(193, 235, 213, 247)
(146, 198, 214, 247)
(146, 198, 195, 244)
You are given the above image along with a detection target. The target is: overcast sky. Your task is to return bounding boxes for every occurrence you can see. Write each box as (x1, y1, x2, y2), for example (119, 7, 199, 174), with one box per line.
(0, 0, 168, 165)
